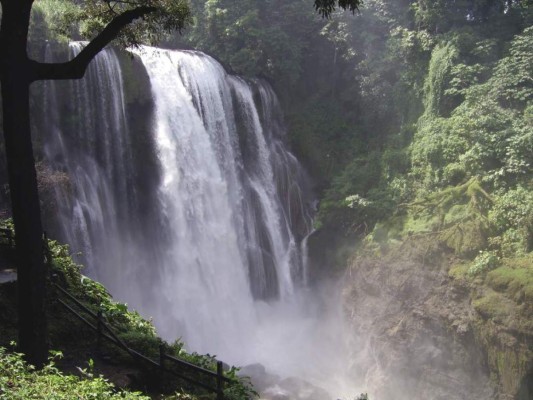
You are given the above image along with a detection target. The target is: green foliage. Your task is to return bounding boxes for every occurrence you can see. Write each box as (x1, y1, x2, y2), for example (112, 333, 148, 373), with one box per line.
(28, 0, 192, 51)
(489, 186, 533, 256)
(314, 0, 362, 18)
(30, 0, 79, 44)
(411, 0, 531, 34)
(472, 291, 515, 321)
(48, 240, 157, 338)
(288, 97, 361, 184)
(468, 250, 501, 276)
(413, 87, 529, 190)
(171, 1, 532, 253)
(423, 41, 458, 117)
(317, 150, 400, 232)
(307, 1, 532, 252)
(46, 239, 256, 398)
(0, 346, 149, 399)
(490, 26, 533, 109)
(411, 116, 467, 189)
(80, 0, 191, 46)
(445, 63, 488, 97)
(395, 24, 532, 263)
(402, 178, 492, 254)
(222, 374, 257, 400)
(162, 394, 198, 400)
(180, 0, 323, 84)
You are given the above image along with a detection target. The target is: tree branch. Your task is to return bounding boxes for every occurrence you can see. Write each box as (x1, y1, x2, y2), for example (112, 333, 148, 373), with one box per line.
(29, 6, 156, 82)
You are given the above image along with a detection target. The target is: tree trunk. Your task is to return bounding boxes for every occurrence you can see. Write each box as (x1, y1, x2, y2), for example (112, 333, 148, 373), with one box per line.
(0, 0, 48, 367)
(0, 0, 156, 367)
(1, 78, 48, 368)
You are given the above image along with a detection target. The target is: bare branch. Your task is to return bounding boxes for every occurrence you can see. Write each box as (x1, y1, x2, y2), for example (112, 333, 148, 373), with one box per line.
(29, 6, 156, 82)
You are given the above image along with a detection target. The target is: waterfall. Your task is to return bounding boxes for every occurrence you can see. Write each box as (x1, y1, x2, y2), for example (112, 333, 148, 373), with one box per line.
(41, 43, 169, 306)
(130, 46, 316, 354)
(43, 43, 128, 278)
(40, 43, 351, 397)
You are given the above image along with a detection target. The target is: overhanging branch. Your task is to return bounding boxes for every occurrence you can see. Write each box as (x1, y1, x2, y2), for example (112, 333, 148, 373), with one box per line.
(29, 6, 156, 82)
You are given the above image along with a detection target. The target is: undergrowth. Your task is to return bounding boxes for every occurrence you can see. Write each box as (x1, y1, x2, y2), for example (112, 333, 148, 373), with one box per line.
(0, 345, 150, 399)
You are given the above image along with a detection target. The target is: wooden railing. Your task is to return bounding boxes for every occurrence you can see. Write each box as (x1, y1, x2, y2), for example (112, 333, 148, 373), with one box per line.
(52, 278, 235, 399)
(16, 231, 237, 400)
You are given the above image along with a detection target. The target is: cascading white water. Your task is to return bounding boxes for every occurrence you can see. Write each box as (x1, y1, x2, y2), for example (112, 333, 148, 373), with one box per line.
(42, 44, 167, 303)
(41, 43, 353, 398)
(43, 43, 128, 280)
(133, 47, 257, 353)
(132, 46, 319, 357)
(44, 42, 141, 286)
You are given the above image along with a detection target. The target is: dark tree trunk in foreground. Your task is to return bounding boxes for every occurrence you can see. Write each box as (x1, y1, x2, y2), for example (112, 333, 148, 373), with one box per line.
(1, 79, 48, 367)
(0, 0, 48, 367)
(0, 0, 157, 367)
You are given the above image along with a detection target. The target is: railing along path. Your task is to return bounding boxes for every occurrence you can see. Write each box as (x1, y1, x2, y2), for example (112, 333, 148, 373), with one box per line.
(2, 229, 235, 399)
(51, 280, 234, 399)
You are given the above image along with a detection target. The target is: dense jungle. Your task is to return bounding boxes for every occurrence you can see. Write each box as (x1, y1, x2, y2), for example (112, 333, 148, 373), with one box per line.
(0, 0, 531, 399)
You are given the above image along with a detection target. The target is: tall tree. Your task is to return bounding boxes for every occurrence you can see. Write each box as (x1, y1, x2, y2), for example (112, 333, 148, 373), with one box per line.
(0, 0, 190, 367)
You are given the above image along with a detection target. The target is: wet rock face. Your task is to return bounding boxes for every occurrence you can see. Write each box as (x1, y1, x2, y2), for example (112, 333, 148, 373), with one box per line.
(343, 258, 495, 400)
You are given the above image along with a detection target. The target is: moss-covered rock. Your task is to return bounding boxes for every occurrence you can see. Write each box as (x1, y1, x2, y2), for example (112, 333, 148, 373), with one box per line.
(343, 252, 495, 400)
(486, 256, 533, 304)
(473, 315, 532, 400)
(345, 220, 532, 400)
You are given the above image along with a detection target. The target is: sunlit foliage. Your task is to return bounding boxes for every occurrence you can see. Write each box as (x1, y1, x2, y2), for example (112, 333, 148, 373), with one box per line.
(31, 0, 192, 47)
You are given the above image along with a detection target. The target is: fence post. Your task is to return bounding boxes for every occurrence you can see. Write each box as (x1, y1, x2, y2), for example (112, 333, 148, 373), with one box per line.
(159, 344, 165, 369)
(158, 344, 165, 389)
(216, 361, 224, 400)
(97, 310, 103, 351)
(42, 231, 52, 267)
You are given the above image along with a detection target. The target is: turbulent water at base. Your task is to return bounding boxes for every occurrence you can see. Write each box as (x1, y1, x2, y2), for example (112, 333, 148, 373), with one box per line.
(40, 44, 353, 397)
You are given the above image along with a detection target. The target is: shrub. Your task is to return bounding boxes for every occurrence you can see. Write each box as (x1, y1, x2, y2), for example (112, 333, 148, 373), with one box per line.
(468, 250, 500, 276)
(0, 346, 149, 399)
